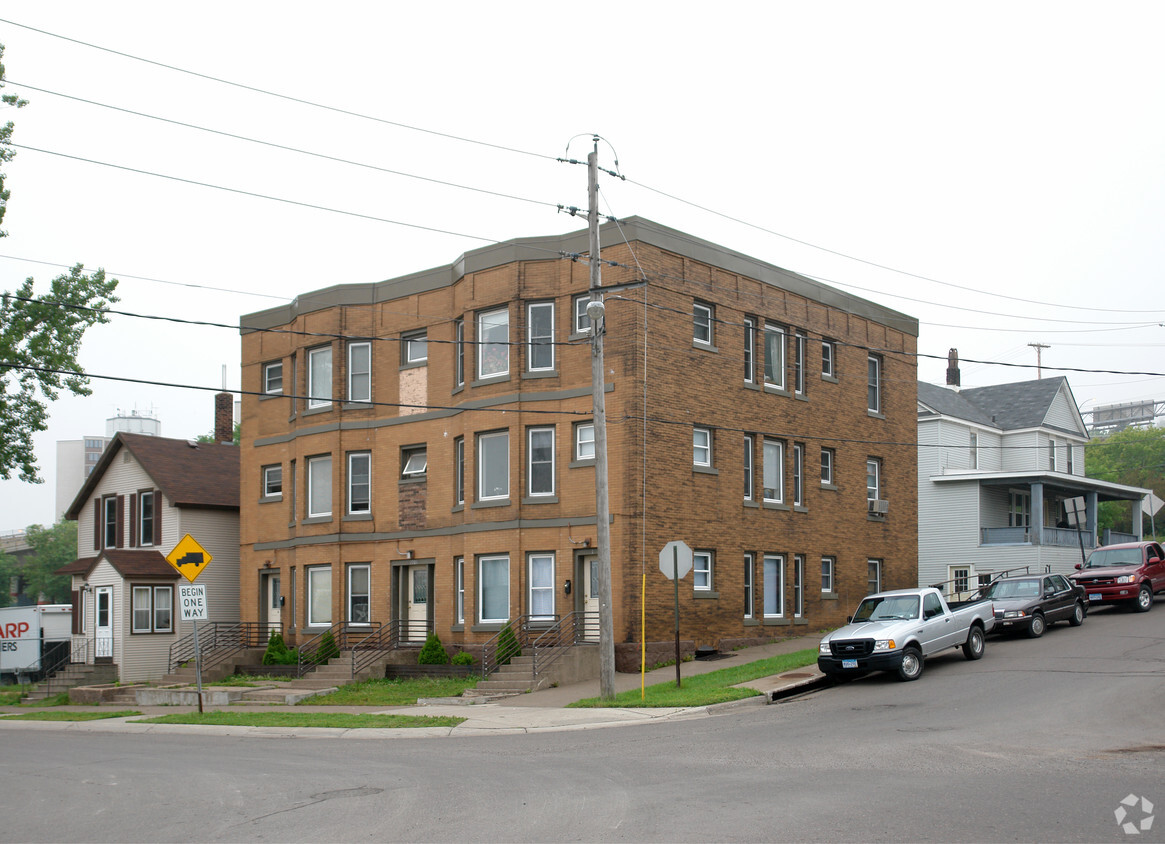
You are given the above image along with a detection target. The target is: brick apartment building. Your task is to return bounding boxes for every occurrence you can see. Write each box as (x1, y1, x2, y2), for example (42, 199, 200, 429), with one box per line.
(238, 217, 918, 666)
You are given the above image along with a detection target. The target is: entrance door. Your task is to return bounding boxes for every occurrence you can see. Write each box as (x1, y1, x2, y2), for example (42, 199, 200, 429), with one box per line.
(581, 554, 599, 641)
(263, 573, 282, 630)
(94, 586, 113, 660)
(407, 565, 428, 642)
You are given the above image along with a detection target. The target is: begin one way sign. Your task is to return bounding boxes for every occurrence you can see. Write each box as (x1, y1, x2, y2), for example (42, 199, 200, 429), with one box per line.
(179, 584, 208, 621)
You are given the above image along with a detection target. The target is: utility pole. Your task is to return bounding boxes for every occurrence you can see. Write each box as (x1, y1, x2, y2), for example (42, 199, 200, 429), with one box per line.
(585, 136, 616, 701)
(1028, 342, 1050, 379)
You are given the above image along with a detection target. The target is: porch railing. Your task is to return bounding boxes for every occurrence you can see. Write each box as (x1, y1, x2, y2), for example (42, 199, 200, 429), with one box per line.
(480, 615, 536, 679)
(480, 613, 599, 680)
(1104, 530, 1139, 546)
(348, 619, 431, 680)
(980, 526, 1095, 548)
(295, 621, 349, 677)
(167, 621, 280, 674)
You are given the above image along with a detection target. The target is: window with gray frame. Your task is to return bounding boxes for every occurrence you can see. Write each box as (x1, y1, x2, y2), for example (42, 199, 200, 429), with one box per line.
(477, 430, 509, 501)
(477, 307, 509, 379)
(348, 341, 371, 402)
(348, 452, 371, 514)
(263, 361, 283, 394)
(527, 427, 555, 496)
(307, 345, 333, 408)
(307, 455, 332, 518)
(527, 302, 554, 372)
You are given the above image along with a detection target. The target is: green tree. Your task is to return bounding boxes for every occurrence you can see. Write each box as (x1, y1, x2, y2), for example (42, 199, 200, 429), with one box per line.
(1086, 426, 1165, 539)
(0, 519, 76, 606)
(196, 422, 241, 445)
(0, 47, 120, 482)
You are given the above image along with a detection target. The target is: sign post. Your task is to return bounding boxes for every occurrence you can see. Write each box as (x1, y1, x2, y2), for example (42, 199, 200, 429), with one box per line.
(658, 540, 693, 689)
(167, 536, 212, 713)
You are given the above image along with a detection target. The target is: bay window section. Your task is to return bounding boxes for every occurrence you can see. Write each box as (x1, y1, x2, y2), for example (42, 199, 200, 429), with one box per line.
(479, 555, 510, 624)
(307, 455, 332, 518)
(307, 566, 333, 627)
(477, 307, 509, 379)
(477, 430, 510, 502)
(307, 345, 333, 409)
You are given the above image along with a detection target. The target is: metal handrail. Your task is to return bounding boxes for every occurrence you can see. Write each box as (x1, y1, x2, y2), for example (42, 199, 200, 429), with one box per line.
(930, 564, 1052, 603)
(480, 615, 536, 679)
(35, 638, 87, 683)
(350, 622, 391, 680)
(167, 622, 279, 673)
(530, 612, 598, 677)
(296, 621, 349, 677)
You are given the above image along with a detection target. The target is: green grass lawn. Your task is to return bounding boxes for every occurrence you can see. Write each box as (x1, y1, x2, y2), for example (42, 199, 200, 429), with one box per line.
(302, 675, 479, 706)
(0, 688, 27, 706)
(135, 711, 465, 729)
(1, 710, 141, 721)
(570, 648, 818, 708)
(207, 674, 296, 687)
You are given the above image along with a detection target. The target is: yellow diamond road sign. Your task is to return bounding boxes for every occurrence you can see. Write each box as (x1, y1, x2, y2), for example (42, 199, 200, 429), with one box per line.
(166, 534, 212, 583)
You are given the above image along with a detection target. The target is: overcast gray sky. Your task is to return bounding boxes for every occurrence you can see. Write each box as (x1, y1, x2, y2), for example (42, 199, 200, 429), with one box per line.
(1, 1, 1163, 531)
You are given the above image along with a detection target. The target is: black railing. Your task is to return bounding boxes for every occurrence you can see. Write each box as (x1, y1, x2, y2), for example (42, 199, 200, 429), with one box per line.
(295, 621, 349, 677)
(168, 622, 280, 674)
(479, 613, 599, 680)
(347, 618, 430, 679)
(29, 638, 84, 683)
(530, 612, 599, 678)
(480, 615, 535, 679)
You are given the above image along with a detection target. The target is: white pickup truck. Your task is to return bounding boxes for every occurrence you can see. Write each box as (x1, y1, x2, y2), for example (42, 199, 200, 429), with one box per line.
(817, 587, 995, 681)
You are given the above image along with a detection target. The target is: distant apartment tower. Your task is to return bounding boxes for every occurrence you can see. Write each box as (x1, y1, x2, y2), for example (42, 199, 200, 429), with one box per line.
(54, 410, 162, 521)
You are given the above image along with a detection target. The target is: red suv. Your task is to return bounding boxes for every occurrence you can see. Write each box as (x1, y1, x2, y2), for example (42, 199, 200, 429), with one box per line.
(1069, 541, 1165, 613)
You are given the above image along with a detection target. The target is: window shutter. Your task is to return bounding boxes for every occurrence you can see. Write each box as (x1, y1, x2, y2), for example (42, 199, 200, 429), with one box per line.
(129, 495, 138, 547)
(71, 590, 82, 635)
(93, 499, 101, 550)
(155, 490, 163, 542)
(116, 495, 125, 548)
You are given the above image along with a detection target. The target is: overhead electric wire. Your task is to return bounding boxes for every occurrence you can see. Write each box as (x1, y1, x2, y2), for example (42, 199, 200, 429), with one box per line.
(0, 18, 557, 164)
(7, 80, 562, 212)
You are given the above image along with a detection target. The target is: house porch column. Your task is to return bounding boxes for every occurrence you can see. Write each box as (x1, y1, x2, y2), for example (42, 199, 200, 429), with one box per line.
(1031, 483, 1044, 546)
(1085, 491, 1099, 546)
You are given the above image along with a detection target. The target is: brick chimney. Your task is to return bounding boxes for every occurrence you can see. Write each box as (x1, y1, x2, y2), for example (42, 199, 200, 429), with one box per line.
(946, 348, 961, 388)
(215, 392, 234, 444)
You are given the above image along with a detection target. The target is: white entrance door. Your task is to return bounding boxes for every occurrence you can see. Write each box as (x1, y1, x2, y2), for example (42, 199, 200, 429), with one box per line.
(265, 574, 282, 629)
(407, 566, 428, 642)
(94, 586, 113, 659)
(582, 555, 599, 641)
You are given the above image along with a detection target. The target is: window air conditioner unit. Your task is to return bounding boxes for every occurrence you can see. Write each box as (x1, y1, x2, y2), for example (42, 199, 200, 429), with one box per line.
(869, 499, 890, 514)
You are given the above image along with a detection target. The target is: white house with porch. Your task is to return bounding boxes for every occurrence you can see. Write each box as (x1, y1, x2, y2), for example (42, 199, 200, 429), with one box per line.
(917, 375, 1151, 592)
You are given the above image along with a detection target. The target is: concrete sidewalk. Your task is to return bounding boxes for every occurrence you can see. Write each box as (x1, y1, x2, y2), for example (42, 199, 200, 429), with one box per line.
(0, 635, 826, 738)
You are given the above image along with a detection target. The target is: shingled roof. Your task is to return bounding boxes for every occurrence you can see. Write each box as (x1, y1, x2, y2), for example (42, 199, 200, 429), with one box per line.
(55, 549, 178, 580)
(918, 376, 1074, 431)
(65, 432, 239, 520)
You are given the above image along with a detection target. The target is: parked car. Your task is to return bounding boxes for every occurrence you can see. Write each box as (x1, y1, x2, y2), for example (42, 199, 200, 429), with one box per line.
(817, 587, 994, 682)
(1069, 541, 1165, 613)
(983, 573, 1087, 637)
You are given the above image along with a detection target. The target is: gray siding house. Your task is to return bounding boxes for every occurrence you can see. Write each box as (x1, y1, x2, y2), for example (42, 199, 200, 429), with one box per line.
(917, 375, 1150, 592)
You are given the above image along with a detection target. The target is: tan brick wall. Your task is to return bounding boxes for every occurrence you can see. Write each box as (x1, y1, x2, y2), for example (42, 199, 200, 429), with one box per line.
(239, 237, 917, 657)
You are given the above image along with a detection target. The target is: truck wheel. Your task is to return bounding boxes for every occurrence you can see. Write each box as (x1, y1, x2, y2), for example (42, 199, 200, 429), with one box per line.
(1068, 601, 1085, 627)
(1134, 584, 1153, 613)
(897, 647, 923, 681)
(1026, 614, 1046, 638)
(962, 625, 985, 660)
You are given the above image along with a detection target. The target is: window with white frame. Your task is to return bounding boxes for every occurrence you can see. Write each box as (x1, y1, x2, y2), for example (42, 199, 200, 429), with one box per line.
(348, 563, 370, 624)
(307, 345, 332, 408)
(1048, 439, 1057, 470)
(820, 447, 834, 486)
(693, 302, 713, 345)
(307, 565, 332, 626)
(693, 550, 713, 591)
(307, 455, 332, 518)
(794, 332, 807, 395)
(132, 585, 172, 633)
(743, 317, 756, 382)
(402, 331, 427, 365)
(867, 559, 882, 594)
(138, 490, 155, 546)
(263, 361, 283, 394)
(950, 566, 970, 594)
(262, 465, 282, 499)
(528, 553, 555, 620)
(348, 452, 370, 514)
(693, 427, 712, 468)
(454, 319, 465, 387)
(478, 555, 510, 624)
(348, 341, 371, 402)
(453, 437, 465, 505)
(1008, 489, 1031, 528)
(1067, 443, 1074, 474)
(866, 458, 881, 508)
(401, 446, 427, 480)
(455, 557, 465, 625)
(477, 307, 509, 379)
(743, 436, 754, 501)
(573, 294, 593, 335)
(821, 341, 835, 378)
(821, 556, 835, 593)
(477, 430, 509, 501)
(527, 427, 555, 497)
(763, 439, 784, 503)
(527, 302, 554, 372)
(793, 443, 804, 506)
(575, 422, 595, 461)
(970, 432, 978, 469)
(867, 354, 882, 414)
(744, 553, 754, 619)
(763, 323, 785, 389)
(764, 554, 784, 618)
(793, 555, 804, 618)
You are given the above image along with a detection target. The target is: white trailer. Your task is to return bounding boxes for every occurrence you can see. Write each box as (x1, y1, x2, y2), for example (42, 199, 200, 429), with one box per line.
(0, 605, 73, 683)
